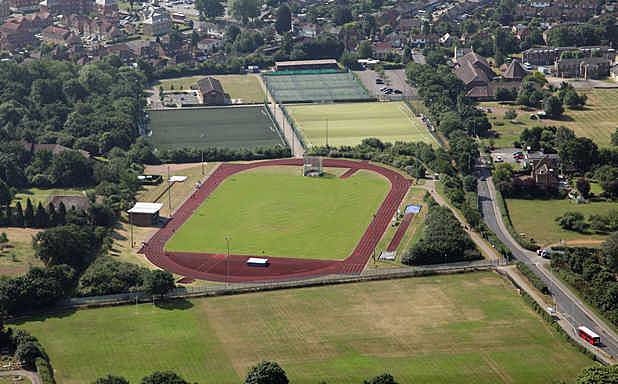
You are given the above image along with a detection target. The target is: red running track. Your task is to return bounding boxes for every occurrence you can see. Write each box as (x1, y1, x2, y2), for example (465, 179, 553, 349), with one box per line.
(142, 158, 411, 282)
(386, 213, 413, 252)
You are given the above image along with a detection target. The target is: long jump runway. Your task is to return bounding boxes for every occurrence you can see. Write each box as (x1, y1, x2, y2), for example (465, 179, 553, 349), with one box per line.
(142, 158, 411, 282)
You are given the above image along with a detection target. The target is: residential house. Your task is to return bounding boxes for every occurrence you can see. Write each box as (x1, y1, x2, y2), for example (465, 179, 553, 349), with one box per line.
(40, 0, 93, 15)
(95, 0, 117, 16)
(126, 39, 158, 58)
(523, 46, 616, 66)
(197, 76, 227, 105)
(526, 152, 561, 187)
(197, 36, 222, 54)
(555, 56, 611, 79)
(143, 6, 171, 36)
(0, 0, 10, 23)
(41, 25, 81, 47)
(0, 18, 35, 50)
(295, 22, 318, 39)
(8, 0, 39, 12)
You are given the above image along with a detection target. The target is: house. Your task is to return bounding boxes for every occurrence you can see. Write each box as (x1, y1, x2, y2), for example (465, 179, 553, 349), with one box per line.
(295, 22, 318, 39)
(555, 57, 611, 79)
(40, 0, 93, 15)
(197, 76, 227, 105)
(197, 37, 222, 54)
(95, 0, 117, 16)
(8, 0, 39, 12)
(526, 153, 561, 187)
(0, 0, 10, 23)
(41, 25, 81, 47)
(523, 46, 616, 66)
(143, 6, 171, 36)
(372, 41, 395, 60)
(0, 18, 35, 50)
(501, 60, 528, 81)
(22, 141, 91, 158)
(126, 39, 158, 58)
(453, 51, 498, 98)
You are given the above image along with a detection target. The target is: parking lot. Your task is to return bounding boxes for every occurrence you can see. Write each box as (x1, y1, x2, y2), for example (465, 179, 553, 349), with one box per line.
(354, 69, 416, 99)
(490, 147, 524, 165)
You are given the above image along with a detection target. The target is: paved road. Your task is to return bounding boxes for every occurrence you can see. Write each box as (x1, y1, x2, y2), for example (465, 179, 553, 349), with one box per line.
(477, 165, 618, 359)
(0, 370, 41, 384)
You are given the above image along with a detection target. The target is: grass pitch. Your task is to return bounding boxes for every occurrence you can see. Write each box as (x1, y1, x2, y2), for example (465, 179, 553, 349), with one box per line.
(157, 75, 265, 104)
(165, 166, 389, 260)
(287, 102, 437, 147)
(506, 198, 617, 246)
(483, 89, 618, 148)
(147, 106, 285, 150)
(16, 272, 593, 384)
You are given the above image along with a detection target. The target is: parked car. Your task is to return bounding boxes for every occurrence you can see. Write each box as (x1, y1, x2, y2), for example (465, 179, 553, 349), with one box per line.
(394, 89, 402, 94)
(495, 155, 503, 163)
(375, 78, 384, 84)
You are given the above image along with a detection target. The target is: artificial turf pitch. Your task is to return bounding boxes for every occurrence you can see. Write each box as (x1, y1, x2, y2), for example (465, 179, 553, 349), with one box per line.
(147, 106, 285, 150)
(286, 102, 437, 147)
(17, 272, 593, 384)
(165, 166, 390, 260)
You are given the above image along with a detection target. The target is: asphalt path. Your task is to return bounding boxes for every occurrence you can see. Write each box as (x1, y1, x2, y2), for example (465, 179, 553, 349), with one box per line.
(0, 370, 41, 384)
(477, 165, 618, 358)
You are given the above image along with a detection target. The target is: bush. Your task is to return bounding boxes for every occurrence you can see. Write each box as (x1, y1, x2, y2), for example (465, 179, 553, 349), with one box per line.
(556, 211, 587, 232)
(504, 109, 517, 120)
(516, 262, 549, 294)
(35, 357, 56, 384)
(78, 258, 148, 296)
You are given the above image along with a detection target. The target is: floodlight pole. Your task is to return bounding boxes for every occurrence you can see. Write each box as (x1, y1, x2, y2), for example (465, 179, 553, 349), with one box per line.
(167, 165, 172, 215)
(129, 211, 134, 248)
(325, 118, 329, 147)
(201, 151, 204, 176)
(225, 235, 231, 288)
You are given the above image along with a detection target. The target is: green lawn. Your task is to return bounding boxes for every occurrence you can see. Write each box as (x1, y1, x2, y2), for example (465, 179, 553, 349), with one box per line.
(156, 75, 265, 104)
(15, 272, 593, 384)
(506, 198, 618, 246)
(287, 102, 437, 147)
(13, 187, 85, 207)
(483, 89, 618, 148)
(166, 166, 389, 260)
(147, 106, 285, 150)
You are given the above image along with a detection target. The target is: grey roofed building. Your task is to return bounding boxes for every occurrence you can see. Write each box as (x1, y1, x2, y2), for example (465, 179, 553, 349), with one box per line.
(502, 60, 528, 81)
(453, 51, 497, 87)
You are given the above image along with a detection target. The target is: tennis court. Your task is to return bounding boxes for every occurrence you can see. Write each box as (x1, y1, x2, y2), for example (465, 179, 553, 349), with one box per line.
(263, 72, 372, 103)
(147, 106, 286, 150)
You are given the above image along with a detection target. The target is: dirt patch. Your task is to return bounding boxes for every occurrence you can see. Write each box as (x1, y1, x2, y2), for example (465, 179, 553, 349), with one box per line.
(145, 162, 220, 174)
(1, 227, 42, 242)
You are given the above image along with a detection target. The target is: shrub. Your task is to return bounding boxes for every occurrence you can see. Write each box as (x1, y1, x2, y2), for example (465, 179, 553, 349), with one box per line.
(516, 262, 549, 294)
(556, 211, 587, 232)
(35, 357, 56, 384)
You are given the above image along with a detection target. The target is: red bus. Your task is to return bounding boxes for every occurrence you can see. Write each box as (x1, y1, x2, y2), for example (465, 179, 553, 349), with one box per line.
(577, 326, 600, 346)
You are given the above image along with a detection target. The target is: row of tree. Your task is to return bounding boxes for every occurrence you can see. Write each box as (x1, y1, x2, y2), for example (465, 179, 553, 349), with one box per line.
(550, 233, 618, 326)
(91, 361, 399, 384)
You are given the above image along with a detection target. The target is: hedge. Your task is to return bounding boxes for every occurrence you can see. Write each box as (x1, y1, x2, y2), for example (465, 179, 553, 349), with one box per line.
(516, 261, 550, 295)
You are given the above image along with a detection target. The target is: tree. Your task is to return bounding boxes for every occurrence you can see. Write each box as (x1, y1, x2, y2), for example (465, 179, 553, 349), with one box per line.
(143, 270, 175, 297)
(15, 341, 47, 370)
(275, 4, 291, 34)
(245, 361, 289, 384)
(33, 224, 98, 269)
(195, 0, 224, 20)
(576, 177, 591, 198)
(612, 128, 618, 146)
(357, 40, 373, 59)
(543, 95, 564, 118)
(14, 201, 24, 227)
(575, 365, 618, 384)
(24, 198, 34, 227)
(57, 201, 66, 225)
(333, 6, 352, 25)
(94, 375, 130, 384)
(229, 0, 258, 24)
(34, 202, 48, 228)
(559, 137, 599, 173)
(141, 371, 188, 384)
(556, 211, 587, 232)
(0, 179, 11, 208)
(602, 232, 618, 273)
(594, 166, 618, 198)
(364, 373, 398, 384)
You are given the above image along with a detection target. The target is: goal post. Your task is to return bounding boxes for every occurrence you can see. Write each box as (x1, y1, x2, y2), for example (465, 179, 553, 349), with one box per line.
(303, 155, 323, 177)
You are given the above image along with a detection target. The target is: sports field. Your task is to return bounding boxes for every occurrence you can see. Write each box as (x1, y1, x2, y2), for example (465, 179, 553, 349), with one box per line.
(287, 102, 437, 147)
(157, 75, 265, 104)
(147, 106, 285, 150)
(165, 166, 389, 260)
(483, 88, 618, 148)
(16, 272, 593, 384)
(263, 72, 371, 103)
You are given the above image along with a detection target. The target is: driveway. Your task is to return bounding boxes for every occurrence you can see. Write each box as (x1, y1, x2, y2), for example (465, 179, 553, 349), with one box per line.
(0, 370, 40, 384)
